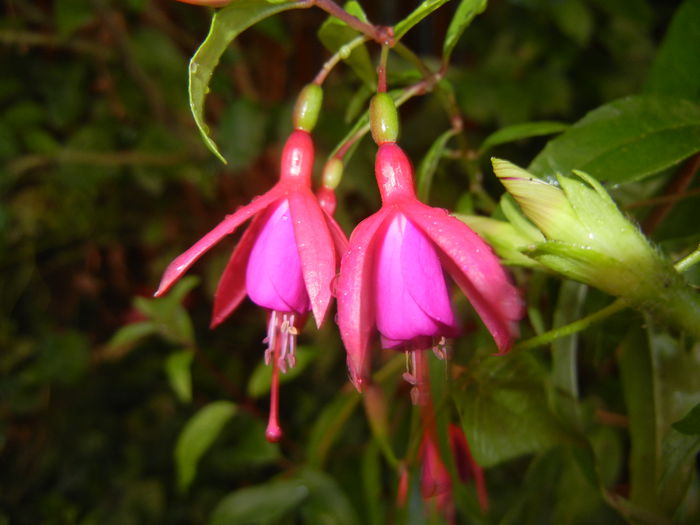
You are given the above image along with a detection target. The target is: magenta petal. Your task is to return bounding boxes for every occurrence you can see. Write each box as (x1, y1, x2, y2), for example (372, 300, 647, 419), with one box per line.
(404, 200, 522, 352)
(337, 207, 392, 390)
(246, 200, 310, 314)
(211, 211, 269, 328)
(155, 186, 284, 297)
(288, 190, 337, 327)
(323, 212, 349, 257)
(374, 214, 456, 346)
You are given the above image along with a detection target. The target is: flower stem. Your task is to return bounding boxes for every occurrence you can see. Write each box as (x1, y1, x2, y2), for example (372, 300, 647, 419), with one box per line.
(313, 35, 369, 85)
(513, 299, 628, 352)
(312, 0, 393, 45)
(674, 244, 700, 273)
(377, 44, 390, 93)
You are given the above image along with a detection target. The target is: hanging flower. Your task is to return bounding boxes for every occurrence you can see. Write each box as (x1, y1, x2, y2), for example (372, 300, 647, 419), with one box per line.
(336, 142, 522, 391)
(155, 130, 347, 440)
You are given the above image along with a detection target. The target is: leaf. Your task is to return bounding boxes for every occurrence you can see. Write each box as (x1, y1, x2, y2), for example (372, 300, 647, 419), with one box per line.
(218, 98, 268, 170)
(175, 401, 237, 491)
(107, 321, 157, 352)
(247, 345, 316, 398)
(165, 350, 194, 403)
(318, 2, 375, 87)
(394, 0, 453, 41)
(480, 121, 568, 152)
(298, 469, 361, 525)
(442, 0, 487, 62)
(672, 403, 700, 435)
(416, 128, 457, 201)
(645, 0, 700, 101)
(529, 96, 700, 183)
(455, 352, 567, 467)
(188, 0, 306, 163)
(209, 479, 308, 525)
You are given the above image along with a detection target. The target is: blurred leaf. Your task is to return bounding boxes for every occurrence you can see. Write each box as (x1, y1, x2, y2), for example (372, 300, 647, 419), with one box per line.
(480, 121, 568, 152)
(247, 345, 315, 398)
(455, 352, 567, 467)
(416, 128, 457, 201)
(307, 390, 361, 467)
(175, 400, 237, 491)
(645, 0, 700, 101)
(550, 0, 593, 46)
(165, 350, 194, 403)
(38, 331, 90, 385)
(529, 96, 700, 183)
(394, 0, 453, 41)
(442, 0, 487, 62)
(107, 321, 157, 352)
(54, 0, 94, 37)
(672, 403, 700, 435)
(298, 469, 361, 525)
(135, 276, 198, 346)
(188, 0, 305, 162)
(658, 428, 700, 515)
(318, 2, 375, 87)
(209, 479, 308, 525)
(218, 98, 268, 170)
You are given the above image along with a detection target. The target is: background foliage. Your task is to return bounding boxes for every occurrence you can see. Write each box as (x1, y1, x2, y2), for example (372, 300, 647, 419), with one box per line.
(1, 0, 699, 524)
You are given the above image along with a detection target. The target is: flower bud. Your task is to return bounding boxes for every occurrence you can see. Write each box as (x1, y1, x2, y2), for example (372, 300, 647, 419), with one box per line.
(322, 157, 343, 190)
(293, 84, 323, 132)
(492, 158, 700, 337)
(370, 93, 399, 145)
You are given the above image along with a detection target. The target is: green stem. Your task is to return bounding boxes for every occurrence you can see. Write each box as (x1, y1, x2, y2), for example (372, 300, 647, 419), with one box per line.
(513, 299, 628, 352)
(674, 244, 700, 273)
(313, 35, 369, 85)
(312, 0, 393, 45)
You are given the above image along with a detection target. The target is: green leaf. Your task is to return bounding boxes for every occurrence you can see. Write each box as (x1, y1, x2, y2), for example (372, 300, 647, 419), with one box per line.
(175, 401, 237, 491)
(165, 350, 194, 403)
(188, 0, 306, 163)
(55, 0, 94, 37)
(480, 121, 568, 152)
(529, 95, 700, 183)
(298, 469, 361, 525)
(672, 403, 700, 435)
(416, 128, 457, 200)
(107, 321, 157, 352)
(209, 479, 308, 525)
(318, 2, 375, 87)
(442, 0, 487, 62)
(645, 0, 700, 101)
(455, 352, 567, 467)
(394, 0, 453, 41)
(218, 98, 268, 170)
(247, 345, 316, 398)
(135, 276, 198, 346)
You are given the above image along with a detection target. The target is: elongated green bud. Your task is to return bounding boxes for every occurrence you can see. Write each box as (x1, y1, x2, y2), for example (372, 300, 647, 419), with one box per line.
(322, 158, 343, 190)
(370, 93, 399, 144)
(293, 84, 323, 132)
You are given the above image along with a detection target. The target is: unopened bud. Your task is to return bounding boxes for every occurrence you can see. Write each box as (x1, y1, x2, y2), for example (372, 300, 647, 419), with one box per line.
(322, 158, 343, 190)
(370, 93, 399, 144)
(293, 84, 323, 132)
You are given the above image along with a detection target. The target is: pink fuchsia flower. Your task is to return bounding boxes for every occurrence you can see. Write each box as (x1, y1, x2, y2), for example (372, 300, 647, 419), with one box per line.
(155, 130, 347, 440)
(336, 142, 522, 391)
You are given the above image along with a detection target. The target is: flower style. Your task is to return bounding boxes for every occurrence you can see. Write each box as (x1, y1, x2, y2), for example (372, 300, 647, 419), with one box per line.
(155, 129, 347, 440)
(336, 142, 522, 391)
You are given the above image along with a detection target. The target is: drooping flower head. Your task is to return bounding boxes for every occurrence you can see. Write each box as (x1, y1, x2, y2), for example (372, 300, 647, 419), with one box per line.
(336, 94, 522, 392)
(156, 124, 347, 441)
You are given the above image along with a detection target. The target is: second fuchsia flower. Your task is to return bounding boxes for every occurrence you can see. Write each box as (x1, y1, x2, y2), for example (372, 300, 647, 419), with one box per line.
(337, 94, 522, 391)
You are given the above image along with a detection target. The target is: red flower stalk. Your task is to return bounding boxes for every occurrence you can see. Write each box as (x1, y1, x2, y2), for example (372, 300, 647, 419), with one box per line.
(336, 142, 522, 391)
(155, 130, 347, 441)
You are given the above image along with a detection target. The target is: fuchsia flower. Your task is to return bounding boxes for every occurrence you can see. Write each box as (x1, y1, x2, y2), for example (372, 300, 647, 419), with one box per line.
(336, 142, 522, 390)
(155, 130, 347, 441)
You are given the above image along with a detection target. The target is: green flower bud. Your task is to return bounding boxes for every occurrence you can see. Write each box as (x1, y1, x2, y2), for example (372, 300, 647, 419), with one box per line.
(322, 158, 343, 190)
(369, 93, 399, 145)
(492, 158, 700, 337)
(293, 84, 323, 132)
